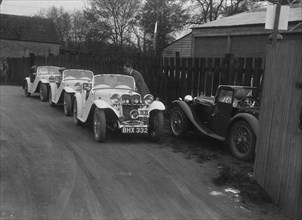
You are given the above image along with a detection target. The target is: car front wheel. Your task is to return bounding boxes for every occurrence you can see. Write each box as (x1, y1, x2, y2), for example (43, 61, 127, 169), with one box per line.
(170, 107, 188, 137)
(93, 108, 106, 142)
(39, 83, 48, 102)
(149, 111, 164, 142)
(229, 120, 256, 161)
(24, 82, 30, 97)
(64, 93, 73, 116)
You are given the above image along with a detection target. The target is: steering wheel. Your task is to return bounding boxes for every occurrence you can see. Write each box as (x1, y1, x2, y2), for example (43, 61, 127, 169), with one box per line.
(240, 96, 260, 108)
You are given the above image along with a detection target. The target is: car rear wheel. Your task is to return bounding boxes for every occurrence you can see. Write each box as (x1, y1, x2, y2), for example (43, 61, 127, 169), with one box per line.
(170, 107, 188, 137)
(39, 83, 48, 102)
(48, 88, 55, 106)
(149, 111, 164, 142)
(24, 82, 30, 97)
(64, 93, 73, 116)
(73, 98, 82, 126)
(93, 108, 106, 142)
(229, 120, 256, 161)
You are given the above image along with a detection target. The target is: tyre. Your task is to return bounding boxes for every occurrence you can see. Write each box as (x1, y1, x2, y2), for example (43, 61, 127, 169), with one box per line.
(170, 107, 188, 137)
(73, 98, 82, 126)
(229, 120, 256, 161)
(39, 83, 48, 102)
(64, 93, 73, 116)
(149, 111, 164, 142)
(24, 82, 30, 97)
(48, 87, 55, 106)
(93, 108, 106, 142)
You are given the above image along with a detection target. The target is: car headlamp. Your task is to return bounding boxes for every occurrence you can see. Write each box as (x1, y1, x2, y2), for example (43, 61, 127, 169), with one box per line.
(143, 94, 154, 105)
(49, 76, 55, 83)
(184, 95, 193, 102)
(110, 94, 121, 104)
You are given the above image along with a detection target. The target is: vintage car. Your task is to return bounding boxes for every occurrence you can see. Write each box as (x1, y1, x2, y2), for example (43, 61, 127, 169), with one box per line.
(170, 85, 260, 161)
(48, 69, 94, 116)
(73, 74, 166, 142)
(23, 66, 61, 101)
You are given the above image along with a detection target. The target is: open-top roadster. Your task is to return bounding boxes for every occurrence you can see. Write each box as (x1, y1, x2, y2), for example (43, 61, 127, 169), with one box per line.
(48, 69, 94, 116)
(23, 66, 61, 101)
(170, 85, 260, 161)
(73, 74, 165, 142)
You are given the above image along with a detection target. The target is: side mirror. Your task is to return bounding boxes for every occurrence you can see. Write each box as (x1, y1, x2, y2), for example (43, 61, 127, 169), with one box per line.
(83, 82, 92, 91)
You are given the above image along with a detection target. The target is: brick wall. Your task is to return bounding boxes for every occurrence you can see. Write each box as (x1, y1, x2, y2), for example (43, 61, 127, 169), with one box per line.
(0, 39, 60, 58)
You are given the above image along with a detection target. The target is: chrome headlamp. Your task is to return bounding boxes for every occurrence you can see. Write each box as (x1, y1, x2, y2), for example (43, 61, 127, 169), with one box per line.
(143, 94, 154, 105)
(49, 76, 55, 83)
(110, 94, 121, 104)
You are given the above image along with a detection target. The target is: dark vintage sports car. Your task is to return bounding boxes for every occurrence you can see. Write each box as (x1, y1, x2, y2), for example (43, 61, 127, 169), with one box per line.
(170, 85, 260, 161)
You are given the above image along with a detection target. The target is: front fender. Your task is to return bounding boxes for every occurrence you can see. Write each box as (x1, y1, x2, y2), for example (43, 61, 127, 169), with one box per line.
(23, 77, 31, 89)
(147, 100, 166, 111)
(93, 100, 119, 117)
(40, 79, 49, 84)
(172, 100, 195, 122)
(64, 87, 76, 94)
(230, 113, 258, 136)
(48, 83, 57, 101)
(172, 100, 225, 141)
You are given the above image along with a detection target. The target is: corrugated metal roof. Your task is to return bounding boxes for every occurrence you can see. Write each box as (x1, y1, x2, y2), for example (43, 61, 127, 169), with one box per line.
(0, 14, 60, 44)
(192, 4, 302, 29)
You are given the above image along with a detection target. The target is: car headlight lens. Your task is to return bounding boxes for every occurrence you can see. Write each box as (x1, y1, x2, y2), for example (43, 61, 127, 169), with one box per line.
(143, 94, 154, 105)
(49, 76, 55, 83)
(184, 95, 193, 102)
(110, 94, 121, 104)
(130, 110, 139, 119)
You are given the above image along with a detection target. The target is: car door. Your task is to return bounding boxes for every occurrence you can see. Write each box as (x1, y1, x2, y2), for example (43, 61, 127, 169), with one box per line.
(211, 87, 234, 136)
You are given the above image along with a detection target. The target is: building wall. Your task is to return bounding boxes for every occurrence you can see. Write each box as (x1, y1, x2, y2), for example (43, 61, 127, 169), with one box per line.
(0, 39, 60, 58)
(162, 34, 192, 57)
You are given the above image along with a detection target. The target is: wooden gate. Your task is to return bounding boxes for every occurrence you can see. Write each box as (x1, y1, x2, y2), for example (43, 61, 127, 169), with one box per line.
(254, 39, 302, 220)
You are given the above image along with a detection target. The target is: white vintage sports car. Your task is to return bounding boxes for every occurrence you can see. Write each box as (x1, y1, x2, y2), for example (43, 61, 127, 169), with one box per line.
(23, 66, 61, 101)
(48, 69, 94, 116)
(73, 74, 166, 142)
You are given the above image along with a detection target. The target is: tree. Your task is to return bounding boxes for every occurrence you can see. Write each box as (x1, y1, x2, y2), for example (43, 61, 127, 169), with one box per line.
(36, 6, 72, 47)
(85, 0, 141, 47)
(139, 0, 190, 53)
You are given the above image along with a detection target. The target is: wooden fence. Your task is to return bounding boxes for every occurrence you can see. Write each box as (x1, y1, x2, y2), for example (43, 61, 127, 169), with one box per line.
(5, 54, 264, 107)
(254, 40, 302, 220)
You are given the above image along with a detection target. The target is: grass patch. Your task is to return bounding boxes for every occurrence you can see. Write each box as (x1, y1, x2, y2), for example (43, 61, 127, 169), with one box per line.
(213, 164, 271, 204)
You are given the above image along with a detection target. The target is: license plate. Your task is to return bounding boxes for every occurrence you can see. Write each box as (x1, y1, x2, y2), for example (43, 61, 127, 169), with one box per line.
(122, 127, 148, 134)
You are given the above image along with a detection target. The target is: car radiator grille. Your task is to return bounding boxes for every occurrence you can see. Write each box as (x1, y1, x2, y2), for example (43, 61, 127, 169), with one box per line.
(122, 105, 139, 120)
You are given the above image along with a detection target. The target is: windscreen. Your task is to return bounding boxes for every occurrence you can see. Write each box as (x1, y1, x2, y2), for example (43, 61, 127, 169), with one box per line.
(63, 70, 94, 80)
(38, 66, 61, 75)
(93, 74, 135, 90)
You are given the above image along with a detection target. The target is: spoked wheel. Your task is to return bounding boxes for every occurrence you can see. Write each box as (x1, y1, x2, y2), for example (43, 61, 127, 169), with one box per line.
(93, 108, 106, 142)
(73, 98, 82, 126)
(24, 82, 30, 97)
(229, 120, 256, 161)
(149, 111, 164, 142)
(48, 88, 55, 106)
(39, 83, 48, 102)
(170, 107, 188, 137)
(64, 93, 73, 116)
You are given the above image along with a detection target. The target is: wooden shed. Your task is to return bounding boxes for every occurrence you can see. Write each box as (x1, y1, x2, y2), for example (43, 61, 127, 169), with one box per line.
(162, 4, 302, 58)
(0, 14, 60, 58)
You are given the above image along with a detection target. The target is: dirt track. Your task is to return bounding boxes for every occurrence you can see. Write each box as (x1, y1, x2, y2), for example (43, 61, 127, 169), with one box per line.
(0, 85, 288, 219)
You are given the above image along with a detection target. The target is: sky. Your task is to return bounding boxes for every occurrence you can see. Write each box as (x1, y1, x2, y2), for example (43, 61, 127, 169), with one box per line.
(0, 0, 87, 16)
